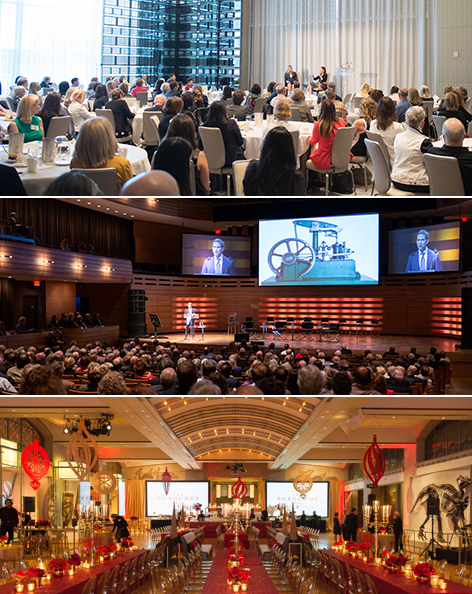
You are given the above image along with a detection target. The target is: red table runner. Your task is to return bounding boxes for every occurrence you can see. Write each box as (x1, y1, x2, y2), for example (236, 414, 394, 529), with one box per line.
(325, 550, 472, 594)
(224, 532, 249, 549)
(212, 550, 262, 566)
(0, 550, 147, 594)
(201, 551, 278, 594)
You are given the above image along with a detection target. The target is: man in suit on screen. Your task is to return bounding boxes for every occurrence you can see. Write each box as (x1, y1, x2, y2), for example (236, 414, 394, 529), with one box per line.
(201, 238, 235, 275)
(405, 229, 442, 273)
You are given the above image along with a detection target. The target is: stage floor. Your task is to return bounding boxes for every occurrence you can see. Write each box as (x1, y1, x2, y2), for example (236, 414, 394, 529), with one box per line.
(141, 331, 461, 355)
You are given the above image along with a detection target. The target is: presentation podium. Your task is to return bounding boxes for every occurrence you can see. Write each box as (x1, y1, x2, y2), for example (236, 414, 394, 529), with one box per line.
(335, 67, 356, 102)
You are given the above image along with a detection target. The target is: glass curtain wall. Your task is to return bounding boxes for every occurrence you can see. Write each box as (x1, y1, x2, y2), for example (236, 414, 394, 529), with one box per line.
(102, 0, 241, 87)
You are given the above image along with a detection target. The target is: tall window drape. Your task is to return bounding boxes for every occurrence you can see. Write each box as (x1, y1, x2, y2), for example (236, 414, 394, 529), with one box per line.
(125, 480, 145, 520)
(0, 0, 102, 91)
(249, 0, 436, 97)
(329, 480, 345, 531)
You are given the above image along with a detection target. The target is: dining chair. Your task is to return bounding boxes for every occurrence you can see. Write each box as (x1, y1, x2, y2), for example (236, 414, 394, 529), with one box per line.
(97, 109, 116, 133)
(364, 573, 379, 594)
(81, 575, 97, 594)
(72, 167, 118, 196)
(366, 130, 392, 171)
(199, 126, 234, 195)
(95, 569, 110, 594)
(423, 153, 465, 196)
(136, 91, 148, 107)
(46, 116, 72, 138)
(306, 126, 357, 196)
(232, 159, 251, 196)
(450, 565, 467, 583)
(141, 111, 160, 148)
(432, 114, 446, 138)
(365, 139, 416, 195)
(253, 97, 266, 113)
(353, 568, 368, 594)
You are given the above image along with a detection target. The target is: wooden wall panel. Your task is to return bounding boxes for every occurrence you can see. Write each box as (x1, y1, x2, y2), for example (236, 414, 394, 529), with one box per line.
(132, 271, 472, 339)
(45, 282, 76, 321)
(76, 283, 130, 333)
(133, 220, 202, 267)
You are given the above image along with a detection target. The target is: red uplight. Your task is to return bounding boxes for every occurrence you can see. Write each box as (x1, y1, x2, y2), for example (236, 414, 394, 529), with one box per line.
(461, 217, 467, 222)
(215, 230, 221, 235)
(34, 280, 40, 287)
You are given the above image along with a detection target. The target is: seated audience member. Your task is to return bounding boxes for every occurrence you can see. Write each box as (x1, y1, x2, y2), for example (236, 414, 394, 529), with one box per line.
(271, 84, 293, 108)
(159, 96, 183, 139)
(291, 88, 314, 122)
(356, 83, 372, 98)
(243, 126, 305, 196)
(180, 92, 197, 126)
(325, 89, 348, 119)
(70, 117, 133, 192)
(370, 97, 404, 165)
(165, 80, 180, 98)
(28, 82, 43, 107)
(391, 106, 431, 193)
(260, 101, 304, 168)
(263, 81, 277, 99)
(68, 89, 96, 133)
(351, 97, 377, 158)
(58, 81, 70, 97)
(0, 165, 27, 196)
(151, 367, 179, 395)
(93, 84, 109, 111)
(184, 78, 194, 92)
(368, 88, 384, 104)
(10, 86, 27, 111)
(63, 86, 76, 109)
(309, 99, 346, 170)
(8, 95, 43, 142)
(43, 171, 103, 196)
(419, 85, 434, 102)
(38, 92, 64, 136)
(351, 366, 381, 395)
(245, 84, 262, 113)
(118, 82, 131, 98)
(40, 76, 52, 89)
(389, 85, 400, 104)
(437, 85, 454, 111)
(454, 88, 472, 124)
(427, 117, 472, 195)
(145, 94, 166, 113)
(152, 137, 193, 196)
(437, 91, 470, 130)
(105, 89, 135, 140)
(200, 100, 245, 167)
(226, 90, 250, 120)
(191, 85, 208, 110)
(120, 170, 180, 196)
(386, 368, 412, 394)
(297, 365, 324, 395)
(79, 363, 103, 392)
(395, 88, 412, 124)
(326, 82, 342, 102)
(165, 114, 210, 195)
(316, 82, 329, 104)
(408, 88, 422, 106)
(19, 365, 67, 395)
(98, 371, 127, 395)
(221, 85, 234, 105)
(131, 78, 147, 97)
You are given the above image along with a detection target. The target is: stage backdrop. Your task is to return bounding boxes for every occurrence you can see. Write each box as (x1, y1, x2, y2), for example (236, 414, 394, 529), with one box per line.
(249, 0, 436, 97)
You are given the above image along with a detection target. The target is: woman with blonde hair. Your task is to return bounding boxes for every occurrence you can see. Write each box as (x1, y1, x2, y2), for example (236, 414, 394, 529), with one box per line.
(8, 95, 44, 142)
(408, 88, 422, 106)
(437, 91, 468, 130)
(63, 86, 76, 109)
(419, 85, 433, 101)
(28, 82, 43, 107)
(284, 65, 298, 93)
(68, 89, 96, 132)
(70, 117, 133, 192)
(356, 83, 371, 97)
(351, 97, 377, 159)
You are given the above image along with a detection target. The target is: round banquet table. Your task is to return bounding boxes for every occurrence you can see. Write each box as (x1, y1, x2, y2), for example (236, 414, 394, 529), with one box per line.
(0, 142, 150, 195)
(224, 531, 249, 549)
(241, 121, 314, 160)
(202, 550, 279, 594)
(325, 550, 472, 594)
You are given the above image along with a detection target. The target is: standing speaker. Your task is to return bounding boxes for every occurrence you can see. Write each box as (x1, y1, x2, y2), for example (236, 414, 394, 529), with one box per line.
(128, 290, 147, 336)
(461, 288, 472, 347)
(23, 496, 35, 513)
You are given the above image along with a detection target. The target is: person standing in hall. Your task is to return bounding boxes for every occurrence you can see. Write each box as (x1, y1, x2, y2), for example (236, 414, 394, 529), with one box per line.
(111, 513, 129, 543)
(393, 511, 403, 552)
(0, 499, 19, 543)
(345, 507, 359, 542)
(333, 512, 342, 541)
(341, 507, 348, 541)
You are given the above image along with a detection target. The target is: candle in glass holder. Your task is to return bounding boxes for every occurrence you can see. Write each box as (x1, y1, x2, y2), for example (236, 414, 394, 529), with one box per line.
(241, 584, 247, 592)
(99, 556, 104, 564)
(430, 575, 439, 587)
(374, 558, 381, 566)
(68, 569, 74, 577)
(439, 580, 446, 590)
(27, 585, 34, 592)
(46, 574, 51, 582)
(232, 585, 240, 593)
(362, 556, 368, 563)
(404, 567, 413, 579)
(16, 585, 24, 592)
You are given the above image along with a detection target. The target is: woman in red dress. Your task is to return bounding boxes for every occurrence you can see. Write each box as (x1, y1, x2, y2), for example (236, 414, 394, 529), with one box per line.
(309, 99, 346, 169)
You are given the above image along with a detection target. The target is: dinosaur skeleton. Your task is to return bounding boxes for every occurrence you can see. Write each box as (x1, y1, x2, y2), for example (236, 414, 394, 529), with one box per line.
(410, 475, 471, 542)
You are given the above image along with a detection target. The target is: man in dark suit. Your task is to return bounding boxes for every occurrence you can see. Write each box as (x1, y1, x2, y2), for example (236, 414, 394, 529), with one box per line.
(201, 238, 235, 275)
(345, 508, 359, 542)
(396, 88, 412, 124)
(427, 117, 472, 195)
(183, 301, 197, 339)
(405, 229, 442, 273)
(393, 511, 403, 552)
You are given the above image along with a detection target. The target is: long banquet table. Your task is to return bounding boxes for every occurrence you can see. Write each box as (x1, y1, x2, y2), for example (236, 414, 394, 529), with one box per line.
(201, 550, 278, 594)
(325, 550, 472, 594)
(0, 549, 147, 594)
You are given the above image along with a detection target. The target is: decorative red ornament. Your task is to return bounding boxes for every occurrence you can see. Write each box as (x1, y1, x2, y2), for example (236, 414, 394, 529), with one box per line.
(231, 477, 248, 500)
(162, 467, 172, 495)
(362, 435, 386, 487)
(21, 437, 50, 490)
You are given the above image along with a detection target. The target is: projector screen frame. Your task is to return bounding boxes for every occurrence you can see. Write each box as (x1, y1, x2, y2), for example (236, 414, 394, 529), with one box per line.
(265, 480, 330, 517)
(145, 480, 210, 517)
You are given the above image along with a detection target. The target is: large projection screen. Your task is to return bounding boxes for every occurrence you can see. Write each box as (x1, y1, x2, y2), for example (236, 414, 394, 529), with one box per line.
(146, 481, 210, 516)
(266, 481, 329, 516)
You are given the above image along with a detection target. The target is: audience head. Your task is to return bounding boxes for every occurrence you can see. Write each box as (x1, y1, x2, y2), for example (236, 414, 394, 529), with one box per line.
(405, 105, 425, 131)
(260, 126, 296, 169)
(118, 82, 129, 95)
(419, 85, 431, 99)
(390, 85, 399, 95)
(375, 97, 398, 131)
(332, 371, 352, 395)
(17, 95, 40, 123)
(291, 88, 305, 102)
(274, 100, 291, 120)
(222, 86, 233, 100)
(276, 84, 286, 96)
(43, 171, 103, 196)
(176, 360, 197, 391)
(359, 83, 372, 96)
(399, 88, 408, 100)
(73, 117, 118, 168)
(98, 371, 127, 395)
(318, 99, 337, 137)
(95, 84, 108, 99)
(169, 80, 178, 91)
(111, 89, 123, 101)
(326, 89, 336, 101)
(120, 170, 180, 196)
(181, 91, 194, 110)
(107, 81, 116, 92)
(297, 365, 324, 395)
(58, 81, 70, 96)
(16, 77, 28, 89)
(39, 92, 62, 118)
(267, 81, 277, 94)
(353, 365, 372, 386)
(71, 77, 80, 87)
(71, 89, 86, 104)
(369, 88, 384, 103)
(232, 90, 245, 106)
(359, 97, 377, 125)
(19, 365, 67, 395)
(408, 88, 422, 106)
(166, 114, 197, 149)
(451, 88, 464, 108)
(28, 82, 41, 96)
(188, 379, 221, 395)
(152, 137, 193, 196)
(164, 96, 183, 114)
(443, 117, 465, 147)
(154, 94, 166, 107)
(206, 101, 229, 129)
(250, 83, 262, 95)
(443, 85, 454, 96)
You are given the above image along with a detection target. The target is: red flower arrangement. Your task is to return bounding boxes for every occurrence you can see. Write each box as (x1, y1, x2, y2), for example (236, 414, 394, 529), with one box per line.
(130, 516, 139, 520)
(28, 569, 46, 581)
(49, 559, 68, 572)
(228, 567, 252, 584)
(379, 527, 387, 534)
(121, 537, 134, 547)
(11, 571, 26, 582)
(193, 503, 202, 510)
(68, 554, 81, 567)
(35, 520, 51, 528)
(413, 562, 435, 578)
(95, 525, 104, 531)
(0, 536, 8, 542)
(103, 518, 110, 522)
(384, 552, 408, 567)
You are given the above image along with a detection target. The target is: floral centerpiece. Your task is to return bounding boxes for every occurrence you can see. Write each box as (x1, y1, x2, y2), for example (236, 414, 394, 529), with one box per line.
(28, 568, 45, 587)
(413, 562, 435, 584)
(382, 551, 408, 573)
(130, 516, 139, 521)
(227, 567, 251, 587)
(49, 559, 68, 577)
(228, 547, 244, 568)
(99, 543, 118, 560)
(11, 571, 26, 591)
(35, 520, 51, 529)
(68, 554, 81, 571)
(0, 535, 8, 547)
(78, 535, 101, 562)
(103, 518, 110, 522)
(121, 537, 134, 549)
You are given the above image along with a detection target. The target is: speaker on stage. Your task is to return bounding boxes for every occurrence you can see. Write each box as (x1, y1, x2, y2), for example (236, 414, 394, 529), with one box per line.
(461, 288, 472, 348)
(128, 290, 147, 336)
(235, 333, 249, 342)
(23, 496, 35, 513)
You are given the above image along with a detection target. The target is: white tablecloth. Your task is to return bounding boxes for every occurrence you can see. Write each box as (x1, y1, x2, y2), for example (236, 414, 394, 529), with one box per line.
(433, 138, 472, 148)
(2, 142, 150, 195)
(241, 121, 314, 160)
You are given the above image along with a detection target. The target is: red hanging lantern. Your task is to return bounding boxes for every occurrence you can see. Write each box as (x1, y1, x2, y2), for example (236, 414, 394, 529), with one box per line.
(162, 467, 172, 495)
(231, 477, 248, 500)
(21, 437, 50, 490)
(361, 435, 386, 487)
